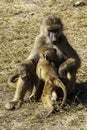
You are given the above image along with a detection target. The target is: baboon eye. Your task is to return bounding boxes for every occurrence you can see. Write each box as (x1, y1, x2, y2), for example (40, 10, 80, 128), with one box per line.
(48, 29, 59, 34)
(54, 29, 60, 33)
(54, 29, 59, 32)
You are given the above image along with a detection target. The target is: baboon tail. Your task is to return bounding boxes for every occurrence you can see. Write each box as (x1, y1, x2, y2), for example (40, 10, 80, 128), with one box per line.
(54, 78, 67, 108)
(8, 73, 19, 88)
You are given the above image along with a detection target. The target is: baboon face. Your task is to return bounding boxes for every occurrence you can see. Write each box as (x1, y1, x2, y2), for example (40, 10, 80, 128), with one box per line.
(41, 15, 63, 44)
(47, 29, 60, 44)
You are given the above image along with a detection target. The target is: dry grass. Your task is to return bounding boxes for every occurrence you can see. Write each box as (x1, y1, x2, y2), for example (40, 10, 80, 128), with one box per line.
(0, 0, 87, 130)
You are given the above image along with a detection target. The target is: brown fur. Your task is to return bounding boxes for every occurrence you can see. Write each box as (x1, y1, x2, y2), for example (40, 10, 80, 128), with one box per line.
(36, 56, 67, 116)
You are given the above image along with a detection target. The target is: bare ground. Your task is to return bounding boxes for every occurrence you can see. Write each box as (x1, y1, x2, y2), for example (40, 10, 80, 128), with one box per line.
(0, 0, 87, 130)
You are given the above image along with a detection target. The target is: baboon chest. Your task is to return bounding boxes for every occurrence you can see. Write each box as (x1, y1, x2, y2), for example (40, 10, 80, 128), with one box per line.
(53, 45, 65, 66)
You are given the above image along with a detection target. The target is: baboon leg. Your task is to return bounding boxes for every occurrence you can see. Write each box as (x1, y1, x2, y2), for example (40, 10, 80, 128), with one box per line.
(34, 80, 44, 101)
(41, 82, 54, 117)
(29, 85, 37, 101)
(5, 77, 30, 110)
(63, 71, 76, 95)
(13, 77, 29, 101)
(67, 71, 76, 95)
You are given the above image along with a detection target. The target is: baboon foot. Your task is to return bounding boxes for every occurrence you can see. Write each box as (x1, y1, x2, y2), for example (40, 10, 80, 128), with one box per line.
(28, 95, 35, 102)
(5, 100, 22, 110)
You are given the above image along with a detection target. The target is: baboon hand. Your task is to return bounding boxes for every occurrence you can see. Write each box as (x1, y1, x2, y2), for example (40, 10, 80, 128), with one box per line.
(58, 66, 67, 78)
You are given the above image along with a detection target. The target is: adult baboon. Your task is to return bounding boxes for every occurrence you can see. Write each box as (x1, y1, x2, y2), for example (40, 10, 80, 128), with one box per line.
(6, 14, 81, 110)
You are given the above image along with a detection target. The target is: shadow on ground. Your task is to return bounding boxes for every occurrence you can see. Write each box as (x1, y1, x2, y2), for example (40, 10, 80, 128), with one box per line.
(67, 82, 87, 107)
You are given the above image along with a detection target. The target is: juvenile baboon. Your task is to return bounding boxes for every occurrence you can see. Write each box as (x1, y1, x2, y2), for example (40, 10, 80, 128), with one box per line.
(6, 14, 81, 109)
(7, 61, 33, 88)
(36, 54, 67, 116)
(5, 61, 38, 110)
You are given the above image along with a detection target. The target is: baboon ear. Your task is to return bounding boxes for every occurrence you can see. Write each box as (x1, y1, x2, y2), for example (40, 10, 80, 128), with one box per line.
(40, 53, 47, 60)
(43, 53, 47, 59)
(43, 51, 50, 60)
(39, 13, 51, 24)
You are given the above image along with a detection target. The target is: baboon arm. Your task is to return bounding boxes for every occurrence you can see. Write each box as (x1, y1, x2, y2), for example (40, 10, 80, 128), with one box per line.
(13, 77, 32, 101)
(53, 78, 67, 107)
(59, 58, 76, 70)
(27, 46, 39, 61)
(58, 58, 77, 78)
(27, 51, 39, 65)
(58, 34, 81, 69)
(27, 34, 47, 63)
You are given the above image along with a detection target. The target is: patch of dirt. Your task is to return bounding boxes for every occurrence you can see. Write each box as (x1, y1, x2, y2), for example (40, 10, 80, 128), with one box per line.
(0, 0, 87, 130)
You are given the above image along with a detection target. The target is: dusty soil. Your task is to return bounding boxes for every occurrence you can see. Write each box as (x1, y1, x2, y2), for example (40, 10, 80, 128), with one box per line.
(0, 0, 87, 130)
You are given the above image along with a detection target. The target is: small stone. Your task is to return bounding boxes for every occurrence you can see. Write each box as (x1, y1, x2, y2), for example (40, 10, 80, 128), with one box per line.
(73, 1, 86, 7)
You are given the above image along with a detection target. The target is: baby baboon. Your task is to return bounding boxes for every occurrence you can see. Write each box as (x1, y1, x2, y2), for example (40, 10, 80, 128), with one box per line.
(6, 14, 81, 109)
(36, 54, 67, 116)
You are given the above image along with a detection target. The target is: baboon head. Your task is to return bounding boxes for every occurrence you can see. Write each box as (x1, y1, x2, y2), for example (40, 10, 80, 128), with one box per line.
(40, 14, 63, 44)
